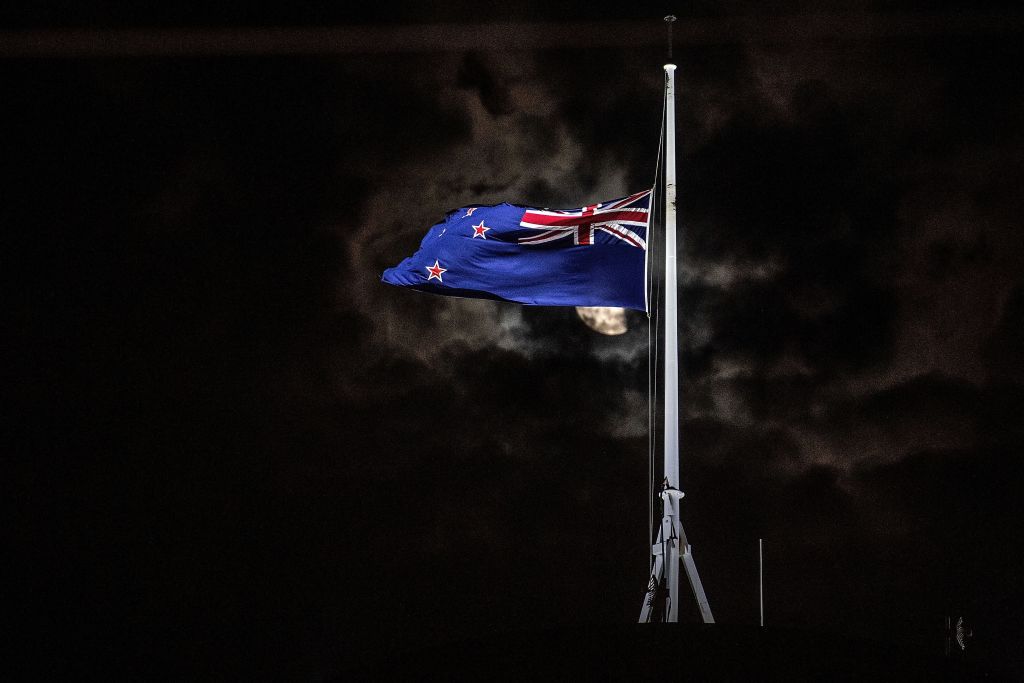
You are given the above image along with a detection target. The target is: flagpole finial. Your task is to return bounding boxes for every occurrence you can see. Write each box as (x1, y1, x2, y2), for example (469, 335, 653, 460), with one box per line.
(664, 15, 676, 61)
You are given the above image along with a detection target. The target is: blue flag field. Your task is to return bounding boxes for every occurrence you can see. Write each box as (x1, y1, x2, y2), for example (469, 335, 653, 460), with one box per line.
(381, 190, 651, 311)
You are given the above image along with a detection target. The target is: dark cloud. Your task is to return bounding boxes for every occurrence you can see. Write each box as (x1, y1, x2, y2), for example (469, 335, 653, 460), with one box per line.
(457, 52, 516, 117)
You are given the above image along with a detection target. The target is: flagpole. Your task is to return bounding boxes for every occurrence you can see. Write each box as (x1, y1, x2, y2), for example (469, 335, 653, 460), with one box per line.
(663, 68, 679, 497)
(662, 60, 682, 622)
(664, 57, 715, 625)
(639, 39, 714, 624)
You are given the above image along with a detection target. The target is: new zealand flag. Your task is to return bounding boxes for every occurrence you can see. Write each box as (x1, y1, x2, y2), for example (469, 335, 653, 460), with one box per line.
(381, 189, 650, 311)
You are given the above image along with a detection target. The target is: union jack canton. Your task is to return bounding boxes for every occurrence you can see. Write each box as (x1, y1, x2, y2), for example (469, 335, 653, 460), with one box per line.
(518, 190, 650, 248)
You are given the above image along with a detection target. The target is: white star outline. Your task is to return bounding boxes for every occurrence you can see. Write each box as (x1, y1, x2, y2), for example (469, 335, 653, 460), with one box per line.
(425, 259, 447, 283)
(471, 220, 490, 239)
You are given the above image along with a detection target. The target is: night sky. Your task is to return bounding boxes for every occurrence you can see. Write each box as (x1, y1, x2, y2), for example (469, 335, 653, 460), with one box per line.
(6, 3, 1024, 679)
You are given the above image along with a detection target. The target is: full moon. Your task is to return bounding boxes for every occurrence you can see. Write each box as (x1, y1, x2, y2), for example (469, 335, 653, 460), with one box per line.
(576, 306, 629, 335)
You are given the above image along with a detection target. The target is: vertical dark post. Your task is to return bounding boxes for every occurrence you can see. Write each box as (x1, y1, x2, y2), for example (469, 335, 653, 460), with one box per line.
(664, 15, 676, 60)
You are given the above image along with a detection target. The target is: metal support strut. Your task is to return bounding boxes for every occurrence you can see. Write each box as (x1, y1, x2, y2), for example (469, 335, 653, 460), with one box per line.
(639, 482, 714, 623)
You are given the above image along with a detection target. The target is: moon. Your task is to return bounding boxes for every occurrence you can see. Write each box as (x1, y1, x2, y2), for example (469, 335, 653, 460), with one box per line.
(576, 306, 629, 335)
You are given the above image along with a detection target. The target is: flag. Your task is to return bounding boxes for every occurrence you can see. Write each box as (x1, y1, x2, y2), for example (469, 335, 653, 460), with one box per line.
(381, 190, 651, 311)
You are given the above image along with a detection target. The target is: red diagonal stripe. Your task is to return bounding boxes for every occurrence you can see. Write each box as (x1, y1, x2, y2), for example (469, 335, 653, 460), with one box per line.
(600, 225, 644, 248)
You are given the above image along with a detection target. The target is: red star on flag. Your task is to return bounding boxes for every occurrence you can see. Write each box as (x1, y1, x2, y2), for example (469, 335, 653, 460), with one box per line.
(425, 259, 447, 282)
(471, 220, 490, 239)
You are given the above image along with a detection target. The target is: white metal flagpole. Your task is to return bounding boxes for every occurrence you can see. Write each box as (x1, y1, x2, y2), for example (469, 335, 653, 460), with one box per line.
(639, 41, 714, 624)
(663, 68, 679, 496)
(662, 60, 683, 622)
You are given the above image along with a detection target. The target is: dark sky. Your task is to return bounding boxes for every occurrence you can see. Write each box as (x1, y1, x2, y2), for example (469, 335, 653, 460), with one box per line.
(6, 3, 1024, 679)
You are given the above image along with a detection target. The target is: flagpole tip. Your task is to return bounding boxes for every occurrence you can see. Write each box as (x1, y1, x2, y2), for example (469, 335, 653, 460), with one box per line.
(664, 15, 676, 23)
